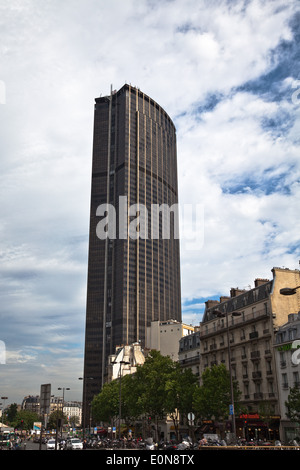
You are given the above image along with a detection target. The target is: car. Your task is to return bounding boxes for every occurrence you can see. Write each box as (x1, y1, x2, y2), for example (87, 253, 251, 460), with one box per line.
(66, 438, 83, 450)
(46, 439, 56, 450)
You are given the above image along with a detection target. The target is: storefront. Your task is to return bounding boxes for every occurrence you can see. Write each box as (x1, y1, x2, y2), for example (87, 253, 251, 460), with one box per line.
(237, 413, 280, 442)
(196, 420, 215, 437)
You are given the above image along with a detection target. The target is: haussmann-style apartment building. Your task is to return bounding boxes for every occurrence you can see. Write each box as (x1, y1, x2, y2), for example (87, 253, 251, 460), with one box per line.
(274, 311, 300, 442)
(200, 267, 300, 440)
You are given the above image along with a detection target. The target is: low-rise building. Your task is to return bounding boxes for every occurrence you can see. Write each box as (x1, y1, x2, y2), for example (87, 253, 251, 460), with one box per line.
(63, 402, 82, 427)
(107, 342, 145, 382)
(178, 329, 201, 380)
(146, 320, 194, 361)
(21, 395, 40, 413)
(21, 394, 83, 426)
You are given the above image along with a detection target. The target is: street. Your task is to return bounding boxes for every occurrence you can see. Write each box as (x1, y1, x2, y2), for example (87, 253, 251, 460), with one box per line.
(0, 440, 46, 451)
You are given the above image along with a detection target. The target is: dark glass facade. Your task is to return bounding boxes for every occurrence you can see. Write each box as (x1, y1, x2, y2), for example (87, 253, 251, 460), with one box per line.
(82, 85, 182, 418)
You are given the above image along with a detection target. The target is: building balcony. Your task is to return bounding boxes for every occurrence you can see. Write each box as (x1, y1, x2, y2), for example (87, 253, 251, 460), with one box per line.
(251, 351, 260, 359)
(252, 371, 262, 379)
(200, 306, 271, 339)
(179, 356, 200, 366)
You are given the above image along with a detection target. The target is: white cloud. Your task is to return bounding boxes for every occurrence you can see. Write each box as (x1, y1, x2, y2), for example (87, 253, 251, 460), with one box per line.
(0, 0, 299, 403)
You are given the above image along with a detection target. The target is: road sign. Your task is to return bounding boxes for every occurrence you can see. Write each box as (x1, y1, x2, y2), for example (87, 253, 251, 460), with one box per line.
(229, 404, 234, 415)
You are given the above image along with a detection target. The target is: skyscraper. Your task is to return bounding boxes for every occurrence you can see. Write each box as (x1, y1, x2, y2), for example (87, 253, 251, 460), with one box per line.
(82, 84, 181, 416)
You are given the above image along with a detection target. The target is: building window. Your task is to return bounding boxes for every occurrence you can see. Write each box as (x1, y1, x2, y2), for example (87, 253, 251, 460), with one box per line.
(280, 351, 286, 367)
(244, 383, 250, 398)
(288, 329, 297, 341)
(293, 371, 300, 388)
(282, 373, 288, 389)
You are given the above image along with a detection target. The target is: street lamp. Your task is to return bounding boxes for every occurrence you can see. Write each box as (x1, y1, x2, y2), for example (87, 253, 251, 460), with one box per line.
(280, 286, 300, 296)
(57, 387, 70, 438)
(55, 387, 70, 448)
(212, 309, 241, 439)
(112, 360, 130, 440)
(78, 377, 94, 440)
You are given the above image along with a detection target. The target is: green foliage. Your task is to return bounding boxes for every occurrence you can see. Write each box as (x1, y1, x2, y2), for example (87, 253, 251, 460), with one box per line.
(285, 386, 300, 423)
(92, 380, 120, 423)
(193, 364, 241, 421)
(5, 406, 41, 430)
(5, 403, 18, 423)
(164, 363, 199, 439)
(91, 354, 242, 430)
(47, 409, 68, 429)
(133, 350, 176, 419)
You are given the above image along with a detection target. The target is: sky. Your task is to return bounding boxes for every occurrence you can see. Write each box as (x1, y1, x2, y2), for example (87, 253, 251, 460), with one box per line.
(0, 0, 299, 406)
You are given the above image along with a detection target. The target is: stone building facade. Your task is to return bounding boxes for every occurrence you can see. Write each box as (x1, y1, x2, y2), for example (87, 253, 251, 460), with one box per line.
(200, 267, 300, 440)
(275, 312, 300, 442)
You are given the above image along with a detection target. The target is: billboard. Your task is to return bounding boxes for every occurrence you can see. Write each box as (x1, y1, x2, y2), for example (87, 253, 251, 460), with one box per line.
(33, 422, 42, 432)
(40, 383, 51, 415)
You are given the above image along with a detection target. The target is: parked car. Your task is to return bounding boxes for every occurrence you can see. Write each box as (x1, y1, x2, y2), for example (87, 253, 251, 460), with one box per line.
(46, 439, 56, 450)
(66, 438, 83, 450)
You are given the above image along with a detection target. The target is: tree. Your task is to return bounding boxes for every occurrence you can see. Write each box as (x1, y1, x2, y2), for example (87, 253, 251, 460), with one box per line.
(165, 364, 198, 440)
(120, 373, 144, 425)
(194, 364, 241, 423)
(91, 380, 119, 425)
(47, 409, 67, 430)
(13, 410, 41, 431)
(92, 350, 184, 440)
(133, 350, 176, 439)
(68, 414, 80, 428)
(285, 386, 300, 423)
(6, 403, 18, 423)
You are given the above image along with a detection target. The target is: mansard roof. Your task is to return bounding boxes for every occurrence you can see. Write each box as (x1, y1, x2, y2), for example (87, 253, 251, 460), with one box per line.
(202, 280, 273, 324)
